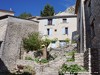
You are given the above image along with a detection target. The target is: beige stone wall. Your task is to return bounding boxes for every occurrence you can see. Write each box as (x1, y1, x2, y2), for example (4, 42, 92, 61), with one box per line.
(0, 16, 38, 72)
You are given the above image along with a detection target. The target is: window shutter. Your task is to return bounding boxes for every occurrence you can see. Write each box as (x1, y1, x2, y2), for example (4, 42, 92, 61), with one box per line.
(50, 29, 52, 35)
(62, 28, 65, 34)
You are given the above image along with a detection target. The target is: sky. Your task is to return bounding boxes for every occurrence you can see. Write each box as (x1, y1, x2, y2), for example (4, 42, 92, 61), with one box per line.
(0, 0, 76, 16)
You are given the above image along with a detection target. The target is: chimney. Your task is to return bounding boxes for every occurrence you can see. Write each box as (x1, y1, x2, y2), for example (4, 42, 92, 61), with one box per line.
(10, 8, 13, 11)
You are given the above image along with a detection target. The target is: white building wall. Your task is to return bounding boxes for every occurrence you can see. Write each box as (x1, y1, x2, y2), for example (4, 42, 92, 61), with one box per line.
(0, 12, 14, 16)
(38, 17, 77, 41)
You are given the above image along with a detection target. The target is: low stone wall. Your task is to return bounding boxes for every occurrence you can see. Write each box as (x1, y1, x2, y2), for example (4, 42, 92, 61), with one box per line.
(75, 53, 84, 66)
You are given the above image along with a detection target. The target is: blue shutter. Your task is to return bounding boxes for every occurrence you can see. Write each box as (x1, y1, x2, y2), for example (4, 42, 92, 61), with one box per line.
(49, 29, 52, 35)
(62, 28, 65, 34)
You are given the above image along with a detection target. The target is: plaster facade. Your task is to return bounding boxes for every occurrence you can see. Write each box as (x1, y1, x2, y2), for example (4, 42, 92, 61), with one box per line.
(30, 13, 77, 48)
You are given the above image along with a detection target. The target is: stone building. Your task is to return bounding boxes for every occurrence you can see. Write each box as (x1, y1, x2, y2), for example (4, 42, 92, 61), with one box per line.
(0, 9, 14, 16)
(0, 15, 38, 72)
(75, 0, 100, 74)
(29, 12, 77, 48)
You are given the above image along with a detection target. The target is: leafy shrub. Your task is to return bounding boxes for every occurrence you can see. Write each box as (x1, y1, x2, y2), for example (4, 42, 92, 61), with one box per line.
(25, 57, 33, 61)
(65, 38, 70, 43)
(59, 64, 86, 74)
(34, 58, 48, 63)
(34, 58, 40, 63)
(41, 59, 48, 63)
(67, 58, 75, 62)
(23, 32, 42, 52)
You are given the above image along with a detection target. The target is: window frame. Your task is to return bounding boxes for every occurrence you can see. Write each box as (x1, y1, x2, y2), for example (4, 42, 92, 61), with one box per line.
(65, 27, 68, 35)
(48, 19, 52, 25)
(63, 18, 67, 23)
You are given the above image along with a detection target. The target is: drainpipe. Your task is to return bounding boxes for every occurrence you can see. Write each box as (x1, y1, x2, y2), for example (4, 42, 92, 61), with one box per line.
(80, 0, 83, 53)
(83, 0, 86, 52)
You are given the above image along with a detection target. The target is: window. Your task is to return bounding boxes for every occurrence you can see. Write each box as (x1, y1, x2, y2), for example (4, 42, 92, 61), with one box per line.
(63, 19, 67, 23)
(65, 27, 68, 34)
(47, 28, 52, 35)
(48, 19, 52, 25)
(62, 27, 68, 35)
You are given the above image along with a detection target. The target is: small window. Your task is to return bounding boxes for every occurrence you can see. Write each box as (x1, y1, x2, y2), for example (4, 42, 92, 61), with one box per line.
(62, 27, 68, 35)
(47, 28, 52, 35)
(63, 19, 67, 23)
(48, 19, 52, 25)
(65, 27, 68, 34)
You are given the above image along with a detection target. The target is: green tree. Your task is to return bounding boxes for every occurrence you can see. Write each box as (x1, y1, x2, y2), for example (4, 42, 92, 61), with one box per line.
(18, 12, 32, 19)
(41, 4, 55, 16)
(23, 32, 42, 52)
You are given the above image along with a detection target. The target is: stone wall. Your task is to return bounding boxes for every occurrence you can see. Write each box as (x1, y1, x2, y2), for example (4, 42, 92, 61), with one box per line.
(0, 16, 38, 72)
(84, 0, 100, 74)
(75, 53, 84, 66)
(0, 18, 8, 58)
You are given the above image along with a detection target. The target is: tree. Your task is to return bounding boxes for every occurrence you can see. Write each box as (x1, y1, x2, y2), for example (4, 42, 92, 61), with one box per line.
(18, 12, 32, 19)
(40, 4, 55, 16)
(23, 32, 42, 52)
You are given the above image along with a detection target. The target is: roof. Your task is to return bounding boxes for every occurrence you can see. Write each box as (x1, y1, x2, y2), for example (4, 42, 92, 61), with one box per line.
(28, 15, 77, 20)
(0, 9, 14, 13)
(0, 15, 39, 23)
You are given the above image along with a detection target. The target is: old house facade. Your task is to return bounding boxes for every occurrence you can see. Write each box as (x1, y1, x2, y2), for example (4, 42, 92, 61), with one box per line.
(75, 0, 100, 74)
(29, 12, 77, 48)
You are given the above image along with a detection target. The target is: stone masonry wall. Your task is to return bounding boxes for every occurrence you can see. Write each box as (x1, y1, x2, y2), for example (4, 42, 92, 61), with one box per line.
(1, 16, 38, 72)
(0, 18, 8, 58)
(84, 0, 100, 74)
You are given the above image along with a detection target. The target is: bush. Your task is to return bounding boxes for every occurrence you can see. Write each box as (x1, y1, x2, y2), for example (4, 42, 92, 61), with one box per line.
(67, 58, 75, 62)
(65, 38, 70, 43)
(25, 57, 33, 61)
(41, 59, 48, 63)
(23, 32, 42, 52)
(34, 58, 48, 63)
(60, 64, 86, 74)
(34, 58, 40, 63)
